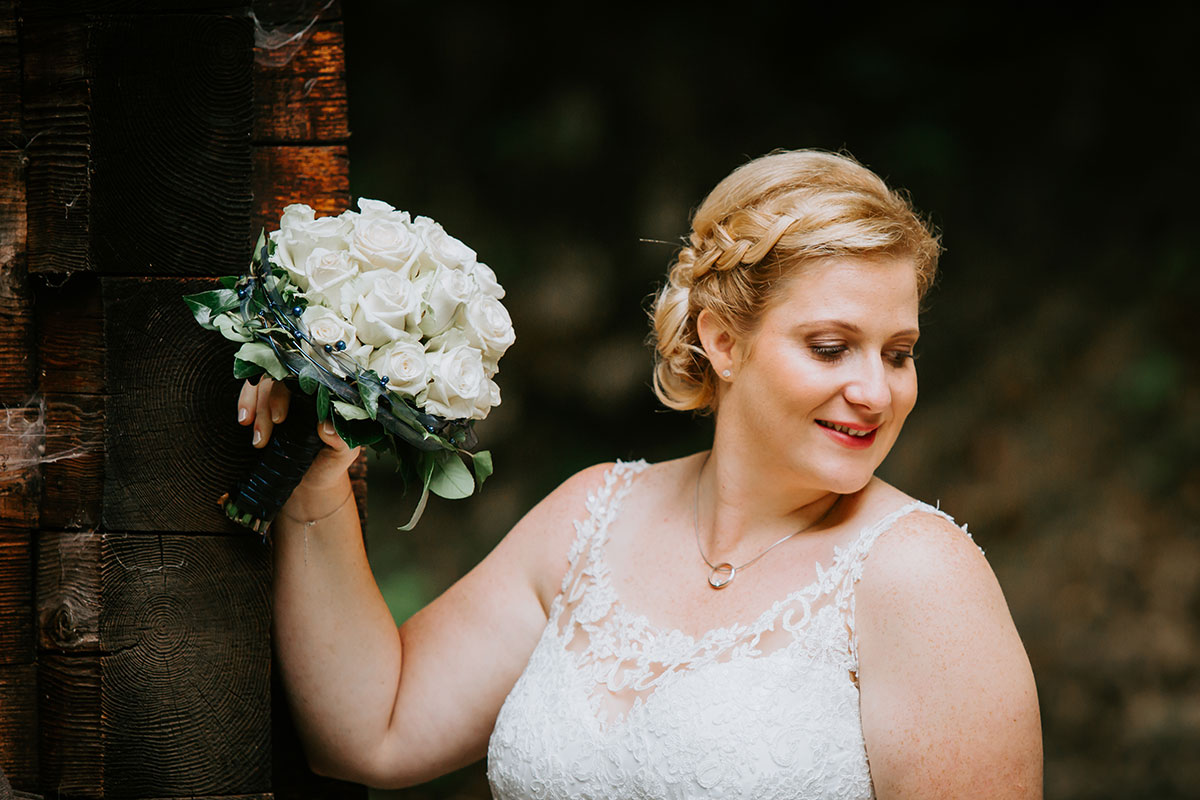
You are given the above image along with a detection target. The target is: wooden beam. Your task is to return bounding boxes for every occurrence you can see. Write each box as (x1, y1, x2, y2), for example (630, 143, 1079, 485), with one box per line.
(0, 663, 38, 788)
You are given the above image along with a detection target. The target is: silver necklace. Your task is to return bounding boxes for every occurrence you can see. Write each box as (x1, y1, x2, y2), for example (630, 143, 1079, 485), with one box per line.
(693, 459, 840, 589)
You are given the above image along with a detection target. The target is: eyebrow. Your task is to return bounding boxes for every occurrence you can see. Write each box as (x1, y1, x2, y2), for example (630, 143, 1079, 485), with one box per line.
(797, 319, 920, 338)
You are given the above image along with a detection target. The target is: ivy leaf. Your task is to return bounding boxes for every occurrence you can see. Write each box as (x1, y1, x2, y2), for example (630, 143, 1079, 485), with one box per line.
(332, 400, 370, 420)
(429, 450, 474, 500)
(470, 449, 493, 490)
(233, 342, 289, 381)
(316, 384, 331, 422)
(397, 454, 436, 531)
(358, 371, 385, 420)
(233, 358, 265, 380)
(296, 362, 322, 395)
(332, 411, 384, 449)
(183, 289, 241, 322)
(217, 275, 239, 290)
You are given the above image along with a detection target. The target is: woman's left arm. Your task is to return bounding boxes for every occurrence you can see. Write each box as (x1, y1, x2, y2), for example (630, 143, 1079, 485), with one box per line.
(856, 511, 1043, 800)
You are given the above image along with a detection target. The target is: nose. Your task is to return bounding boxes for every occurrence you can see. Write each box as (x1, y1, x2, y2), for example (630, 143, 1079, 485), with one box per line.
(843, 355, 891, 411)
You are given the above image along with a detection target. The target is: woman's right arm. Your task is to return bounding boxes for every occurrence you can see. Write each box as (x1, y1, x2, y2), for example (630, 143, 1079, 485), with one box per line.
(241, 377, 604, 787)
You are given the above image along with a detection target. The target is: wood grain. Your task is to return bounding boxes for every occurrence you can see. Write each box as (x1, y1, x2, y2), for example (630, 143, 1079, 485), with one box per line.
(0, 0, 18, 141)
(101, 277, 257, 533)
(22, 19, 90, 275)
(34, 272, 103, 395)
(0, 527, 33, 664)
(0, 152, 33, 402)
(251, 145, 349, 237)
(38, 532, 272, 794)
(0, 404, 40, 529)
(21, 0, 245, 18)
(38, 652, 101, 796)
(38, 395, 104, 531)
(87, 14, 253, 276)
(253, 22, 348, 143)
(0, 663, 37, 789)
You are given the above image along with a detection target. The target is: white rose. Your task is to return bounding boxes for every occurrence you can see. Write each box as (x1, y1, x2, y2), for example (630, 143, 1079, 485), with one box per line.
(351, 269, 423, 346)
(301, 304, 357, 348)
(356, 197, 409, 221)
(462, 294, 515, 374)
(350, 206, 423, 275)
(469, 261, 505, 299)
(412, 216, 476, 275)
(369, 336, 429, 397)
(269, 204, 353, 289)
(419, 340, 495, 420)
(415, 264, 474, 337)
(302, 248, 358, 307)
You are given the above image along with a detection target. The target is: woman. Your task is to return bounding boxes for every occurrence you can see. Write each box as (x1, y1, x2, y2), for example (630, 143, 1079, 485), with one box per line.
(241, 150, 1042, 798)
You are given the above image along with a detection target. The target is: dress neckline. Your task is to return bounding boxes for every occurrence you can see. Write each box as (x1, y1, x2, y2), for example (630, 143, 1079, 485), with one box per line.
(578, 459, 938, 650)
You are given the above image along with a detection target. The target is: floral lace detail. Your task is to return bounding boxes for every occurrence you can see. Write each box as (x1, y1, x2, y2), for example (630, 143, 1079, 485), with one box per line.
(487, 460, 968, 800)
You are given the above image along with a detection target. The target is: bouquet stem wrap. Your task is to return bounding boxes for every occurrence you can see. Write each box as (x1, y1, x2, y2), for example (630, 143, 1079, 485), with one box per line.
(220, 392, 326, 534)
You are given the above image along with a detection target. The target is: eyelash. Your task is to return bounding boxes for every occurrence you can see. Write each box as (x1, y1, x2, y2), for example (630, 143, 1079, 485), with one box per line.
(809, 345, 917, 367)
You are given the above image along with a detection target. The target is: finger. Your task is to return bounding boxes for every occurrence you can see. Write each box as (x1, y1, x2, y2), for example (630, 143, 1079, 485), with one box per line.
(254, 377, 275, 447)
(269, 379, 291, 424)
(317, 419, 347, 452)
(237, 379, 257, 425)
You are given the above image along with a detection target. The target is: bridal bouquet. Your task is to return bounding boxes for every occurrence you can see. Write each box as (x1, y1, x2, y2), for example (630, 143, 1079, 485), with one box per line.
(185, 199, 514, 533)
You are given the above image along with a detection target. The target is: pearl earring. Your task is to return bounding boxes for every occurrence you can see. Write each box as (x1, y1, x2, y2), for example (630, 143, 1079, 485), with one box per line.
(722, 369, 731, 378)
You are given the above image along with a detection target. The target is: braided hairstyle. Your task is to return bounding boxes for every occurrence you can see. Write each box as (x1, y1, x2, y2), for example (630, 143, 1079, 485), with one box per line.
(650, 149, 941, 414)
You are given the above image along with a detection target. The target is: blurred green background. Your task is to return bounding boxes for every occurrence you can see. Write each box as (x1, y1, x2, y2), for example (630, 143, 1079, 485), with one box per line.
(342, 4, 1199, 799)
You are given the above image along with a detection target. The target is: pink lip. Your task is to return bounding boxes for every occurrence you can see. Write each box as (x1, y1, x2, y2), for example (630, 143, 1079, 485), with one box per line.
(816, 420, 878, 449)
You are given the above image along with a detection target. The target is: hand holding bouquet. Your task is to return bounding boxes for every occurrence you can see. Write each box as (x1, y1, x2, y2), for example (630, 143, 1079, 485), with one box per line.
(185, 199, 514, 533)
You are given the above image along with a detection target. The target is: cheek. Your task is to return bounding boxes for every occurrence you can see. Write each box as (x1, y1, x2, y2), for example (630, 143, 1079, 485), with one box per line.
(892, 372, 919, 421)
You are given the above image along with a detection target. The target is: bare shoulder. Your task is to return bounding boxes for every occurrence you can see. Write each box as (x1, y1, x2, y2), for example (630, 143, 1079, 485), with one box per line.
(855, 504, 1043, 799)
(501, 461, 619, 611)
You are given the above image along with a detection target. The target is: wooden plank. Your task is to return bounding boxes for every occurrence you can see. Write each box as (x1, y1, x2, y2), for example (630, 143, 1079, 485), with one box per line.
(0, 152, 33, 402)
(253, 21, 348, 143)
(0, 0, 19, 142)
(35, 271, 103, 395)
(22, 19, 90, 275)
(38, 652, 101, 796)
(99, 533, 271, 794)
(87, 14, 253, 276)
(37, 530, 100, 653)
(0, 527, 33, 664)
(39, 395, 104, 531)
(0, 663, 37, 789)
(100, 277, 257, 533)
(21, 0, 245, 17)
(251, 145, 348, 238)
(0, 404, 40, 529)
(38, 532, 272, 794)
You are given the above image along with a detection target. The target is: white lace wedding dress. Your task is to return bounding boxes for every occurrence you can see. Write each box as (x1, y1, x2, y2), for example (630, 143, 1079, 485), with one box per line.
(487, 460, 971, 800)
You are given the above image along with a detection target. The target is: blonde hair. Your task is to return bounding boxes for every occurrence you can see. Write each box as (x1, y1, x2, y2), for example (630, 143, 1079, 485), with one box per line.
(650, 149, 941, 414)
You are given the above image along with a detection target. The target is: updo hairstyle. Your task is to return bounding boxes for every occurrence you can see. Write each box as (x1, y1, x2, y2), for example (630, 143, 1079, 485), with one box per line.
(650, 149, 941, 414)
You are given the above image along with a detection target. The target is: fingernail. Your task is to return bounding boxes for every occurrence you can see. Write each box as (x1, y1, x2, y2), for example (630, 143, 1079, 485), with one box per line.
(271, 411, 283, 423)
(252, 429, 262, 445)
(322, 422, 334, 435)
(238, 407, 247, 422)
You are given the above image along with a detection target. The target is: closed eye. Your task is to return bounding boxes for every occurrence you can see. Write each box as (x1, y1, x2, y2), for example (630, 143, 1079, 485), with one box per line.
(810, 345, 848, 361)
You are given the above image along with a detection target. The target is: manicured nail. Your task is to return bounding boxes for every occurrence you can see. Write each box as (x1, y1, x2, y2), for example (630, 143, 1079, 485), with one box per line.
(238, 407, 247, 422)
(252, 429, 262, 445)
(271, 411, 283, 423)
(322, 422, 334, 435)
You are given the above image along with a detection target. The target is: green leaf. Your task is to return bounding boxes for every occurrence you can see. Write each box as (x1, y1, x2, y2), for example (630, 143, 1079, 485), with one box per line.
(429, 450, 474, 500)
(233, 342, 289, 381)
(332, 400, 369, 420)
(397, 454, 436, 531)
(213, 313, 254, 343)
(217, 275, 239, 290)
(233, 358, 265, 380)
(470, 449, 493, 490)
(358, 372, 385, 420)
(331, 411, 384, 449)
(296, 362, 321, 395)
(183, 288, 241, 318)
(316, 384, 331, 422)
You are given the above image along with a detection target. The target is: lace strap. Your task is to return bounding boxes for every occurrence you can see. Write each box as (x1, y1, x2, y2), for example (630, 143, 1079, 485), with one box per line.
(558, 459, 648, 596)
(837, 500, 980, 666)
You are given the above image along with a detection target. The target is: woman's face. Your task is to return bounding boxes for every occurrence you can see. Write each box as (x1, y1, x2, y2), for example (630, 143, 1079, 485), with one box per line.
(719, 255, 921, 494)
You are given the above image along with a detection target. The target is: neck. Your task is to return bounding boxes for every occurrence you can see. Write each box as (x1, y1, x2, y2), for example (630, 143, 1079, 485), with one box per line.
(696, 430, 844, 560)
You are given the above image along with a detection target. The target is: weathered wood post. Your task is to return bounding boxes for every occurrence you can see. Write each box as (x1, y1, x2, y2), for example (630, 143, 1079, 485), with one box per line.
(0, 0, 366, 795)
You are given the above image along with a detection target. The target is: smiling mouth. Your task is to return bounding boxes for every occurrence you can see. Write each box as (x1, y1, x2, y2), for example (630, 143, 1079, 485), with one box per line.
(816, 420, 876, 438)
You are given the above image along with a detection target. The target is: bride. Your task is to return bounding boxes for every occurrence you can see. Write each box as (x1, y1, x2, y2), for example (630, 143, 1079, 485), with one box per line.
(241, 149, 1042, 798)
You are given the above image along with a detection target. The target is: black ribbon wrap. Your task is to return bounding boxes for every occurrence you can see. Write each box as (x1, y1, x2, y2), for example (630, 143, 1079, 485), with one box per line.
(221, 391, 326, 536)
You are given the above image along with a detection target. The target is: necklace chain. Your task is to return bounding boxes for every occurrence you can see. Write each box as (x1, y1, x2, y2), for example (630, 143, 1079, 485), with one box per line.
(693, 457, 839, 589)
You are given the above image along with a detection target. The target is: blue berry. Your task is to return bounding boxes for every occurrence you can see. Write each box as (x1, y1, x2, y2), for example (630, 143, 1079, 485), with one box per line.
(323, 344, 333, 353)
(380, 375, 389, 385)
(335, 340, 347, 351)
(237, 288, 248, 298)
(291, 305, 303, 316)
